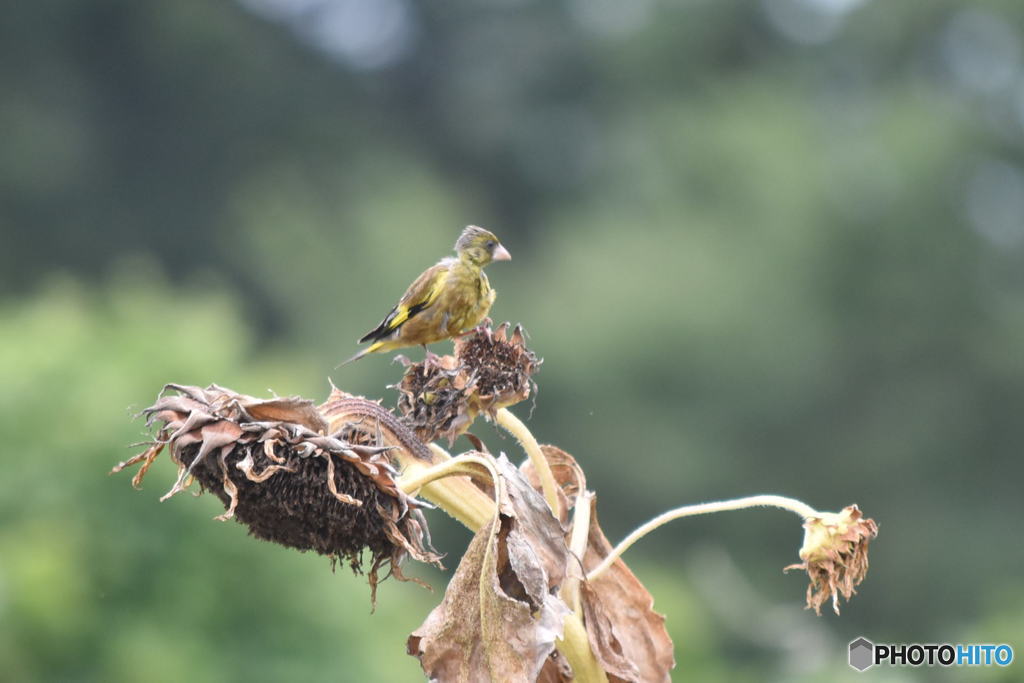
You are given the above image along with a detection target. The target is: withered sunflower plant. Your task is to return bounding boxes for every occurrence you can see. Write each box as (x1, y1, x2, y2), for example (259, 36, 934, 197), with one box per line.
(113, 322, 878, 682)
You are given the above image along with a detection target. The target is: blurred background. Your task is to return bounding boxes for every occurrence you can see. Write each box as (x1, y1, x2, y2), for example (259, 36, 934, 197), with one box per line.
(2, 0, 1023, 680)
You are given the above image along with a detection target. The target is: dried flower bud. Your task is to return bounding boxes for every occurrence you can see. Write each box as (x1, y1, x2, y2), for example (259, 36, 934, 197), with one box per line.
(112, 383, 441, 602)
(394, 323, 541, 443)
(785, 504, 878, 615)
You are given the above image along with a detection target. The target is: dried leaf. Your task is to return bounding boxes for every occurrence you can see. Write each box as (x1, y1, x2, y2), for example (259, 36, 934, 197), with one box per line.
(580, 502, 675, 683)
(527, 446, 675, 683)
(408, 456, 571, 682)
(520, 445, 585, 525)
(579, 581, 639, 681)
(495, 456, 569, 602)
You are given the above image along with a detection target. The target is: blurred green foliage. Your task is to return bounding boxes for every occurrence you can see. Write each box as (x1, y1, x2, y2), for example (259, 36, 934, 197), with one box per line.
(3, 0, 1024, 680)
(0, 275, 440, 682)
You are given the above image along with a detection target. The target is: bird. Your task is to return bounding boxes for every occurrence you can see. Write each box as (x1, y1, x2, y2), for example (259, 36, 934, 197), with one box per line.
(339, 225, 511, 366)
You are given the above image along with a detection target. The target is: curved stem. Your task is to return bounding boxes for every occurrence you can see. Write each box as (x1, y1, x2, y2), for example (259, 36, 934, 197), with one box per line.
(398, 456, 497, 531)
(561, 491, 593, 616)
(560, 613, 609, 683)
(586, 494, 819, 582)
(426, 442, 452, 461)
(495, 407, 560, 515)
(397, 454, 494, 493)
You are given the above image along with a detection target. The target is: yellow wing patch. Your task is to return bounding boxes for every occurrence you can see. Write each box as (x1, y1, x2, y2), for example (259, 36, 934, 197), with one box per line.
(370, 262, 446, 339)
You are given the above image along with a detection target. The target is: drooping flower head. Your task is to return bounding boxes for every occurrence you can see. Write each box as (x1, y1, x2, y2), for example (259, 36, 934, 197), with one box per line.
(113, 383, 441, 603)
(785, 504, 878, 615)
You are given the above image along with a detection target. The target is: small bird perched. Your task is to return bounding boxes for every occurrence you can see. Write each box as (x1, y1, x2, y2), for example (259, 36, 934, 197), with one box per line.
(340, 226, 511, 365)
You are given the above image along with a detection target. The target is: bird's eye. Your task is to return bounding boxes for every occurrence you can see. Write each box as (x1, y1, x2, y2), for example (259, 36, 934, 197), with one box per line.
(486, 240, 496, 250)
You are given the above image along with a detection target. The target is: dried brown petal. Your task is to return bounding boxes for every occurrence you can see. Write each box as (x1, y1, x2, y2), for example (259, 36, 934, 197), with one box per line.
(785, 504, 878, 615)
(114, 383, 441, 602)
(236, 395, 328, 433)
(408, 455, 571, 682)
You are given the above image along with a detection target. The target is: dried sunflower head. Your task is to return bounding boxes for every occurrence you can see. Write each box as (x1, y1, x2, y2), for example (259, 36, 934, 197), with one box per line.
(113, 383, 441, 602)
(785, 504, 878, 615)
(394, 323, 541, 443)
(456, 322, 540, 414)
(393, 354, 476, 445)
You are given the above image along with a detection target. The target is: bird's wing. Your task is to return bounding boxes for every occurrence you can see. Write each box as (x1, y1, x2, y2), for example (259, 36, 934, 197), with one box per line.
(358, 260, 450, 343)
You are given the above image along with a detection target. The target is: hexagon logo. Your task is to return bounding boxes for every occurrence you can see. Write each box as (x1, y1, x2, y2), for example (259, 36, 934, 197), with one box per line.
(849, 637, 874, 671)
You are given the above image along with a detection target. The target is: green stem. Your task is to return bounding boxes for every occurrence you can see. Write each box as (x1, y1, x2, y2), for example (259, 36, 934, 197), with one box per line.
(560, 613, 609, 683)
(495, 407, 560, 515)
(586, 494, 819, 582)
(397, 447, 496, 531)
(397, 453, 496, 493)
(561, 490, 593, 616)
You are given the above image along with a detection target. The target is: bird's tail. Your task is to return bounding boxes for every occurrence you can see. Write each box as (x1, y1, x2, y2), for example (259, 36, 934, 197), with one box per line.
(334, 341, 385, 369)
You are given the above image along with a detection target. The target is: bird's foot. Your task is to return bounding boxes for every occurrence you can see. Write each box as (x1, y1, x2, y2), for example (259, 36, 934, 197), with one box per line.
(422, 348, 441, 374)
(457, 318, 494, 339)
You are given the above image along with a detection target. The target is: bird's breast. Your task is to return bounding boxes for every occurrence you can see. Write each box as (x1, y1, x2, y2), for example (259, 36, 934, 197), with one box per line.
(443, 266, 493, 334)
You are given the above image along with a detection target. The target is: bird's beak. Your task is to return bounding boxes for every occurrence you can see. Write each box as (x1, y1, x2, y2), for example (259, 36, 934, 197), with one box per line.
(493, 244, 511, 261)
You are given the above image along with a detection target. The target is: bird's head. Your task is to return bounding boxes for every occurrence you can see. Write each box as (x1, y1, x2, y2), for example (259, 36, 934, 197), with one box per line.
(455, 225, 511, 267)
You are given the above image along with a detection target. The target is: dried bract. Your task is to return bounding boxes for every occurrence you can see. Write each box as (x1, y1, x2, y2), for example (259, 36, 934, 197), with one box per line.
(112, 383, 441, 601)
(785, 504, 878, 615)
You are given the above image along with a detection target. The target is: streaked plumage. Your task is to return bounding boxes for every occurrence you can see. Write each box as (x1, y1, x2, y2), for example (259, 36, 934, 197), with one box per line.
(340, 226, 511, 365)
